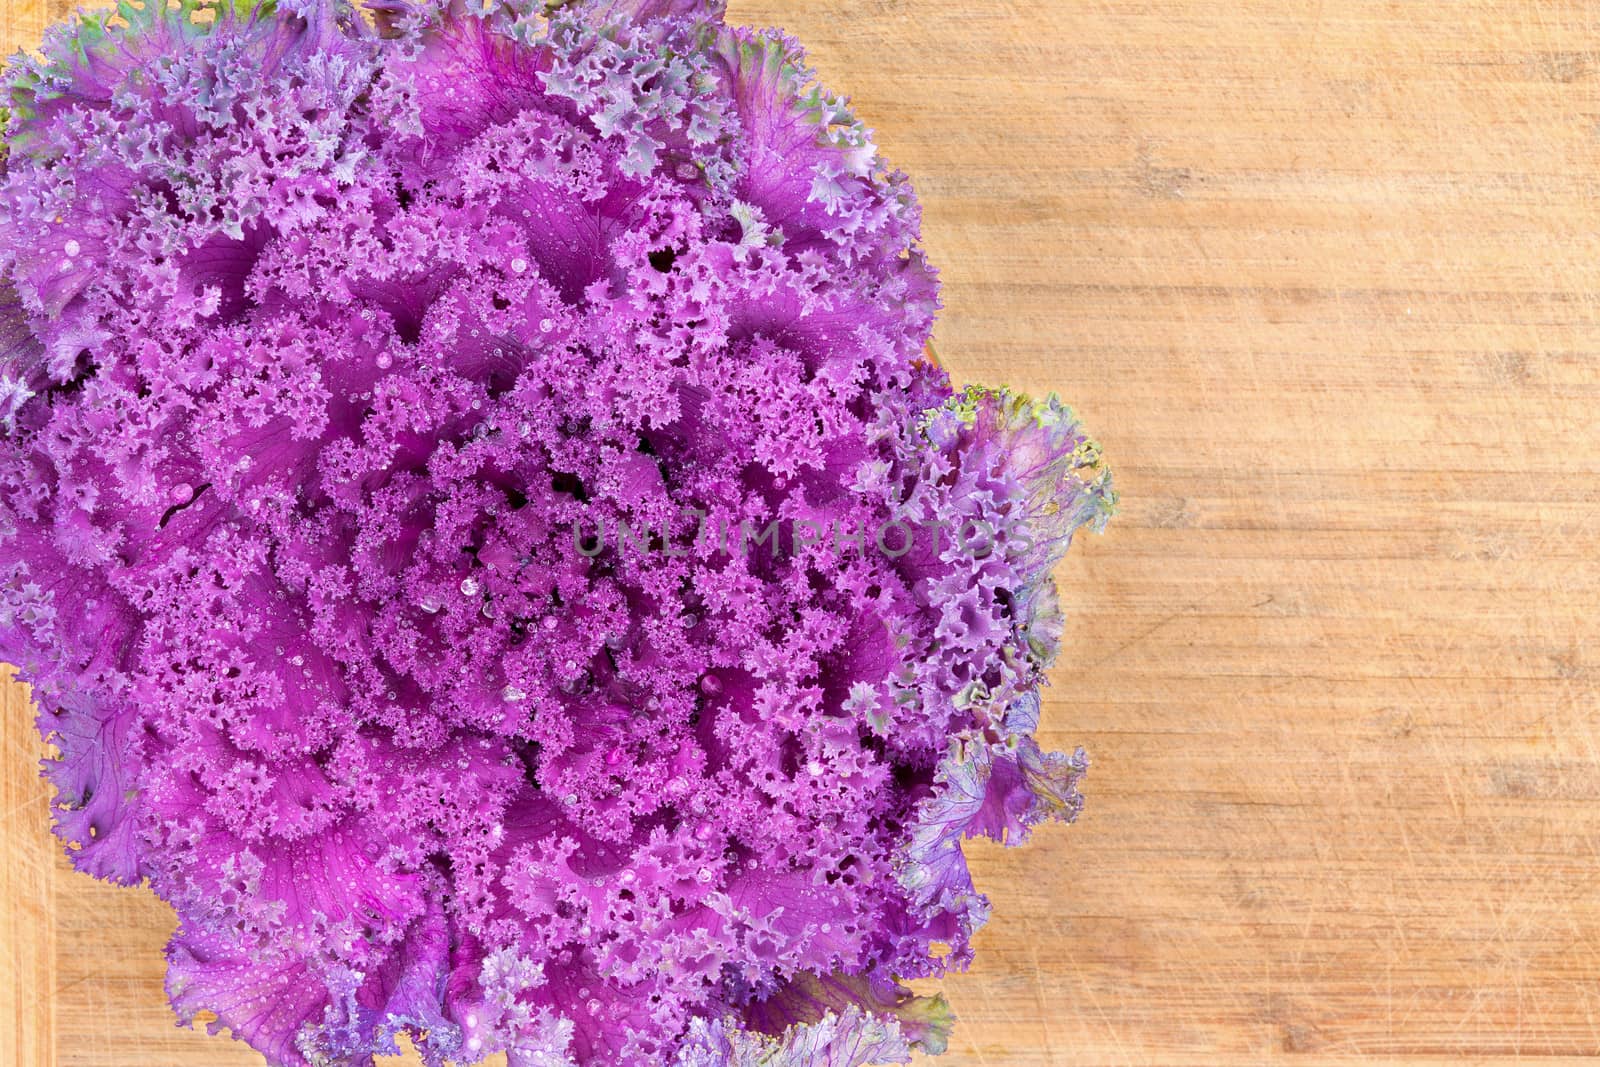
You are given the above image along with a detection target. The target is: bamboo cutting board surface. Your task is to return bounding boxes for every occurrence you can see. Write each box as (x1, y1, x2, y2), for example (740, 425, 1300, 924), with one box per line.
(6, 1, 1600, 1064)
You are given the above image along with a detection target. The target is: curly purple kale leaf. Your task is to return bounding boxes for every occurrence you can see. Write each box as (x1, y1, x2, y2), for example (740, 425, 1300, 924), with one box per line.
(0, 0, 1115, 1064)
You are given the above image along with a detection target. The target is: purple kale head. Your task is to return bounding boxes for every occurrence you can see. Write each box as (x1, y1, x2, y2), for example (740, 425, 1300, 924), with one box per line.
(0, 0, 1115, 1063)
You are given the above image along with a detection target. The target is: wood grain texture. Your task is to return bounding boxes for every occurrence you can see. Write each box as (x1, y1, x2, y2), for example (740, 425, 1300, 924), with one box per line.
(5, 1, 1600, 1064)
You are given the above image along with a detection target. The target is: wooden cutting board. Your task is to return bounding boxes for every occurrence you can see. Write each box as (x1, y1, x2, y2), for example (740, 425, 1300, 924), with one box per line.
(6, 1, 1600, 1064)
